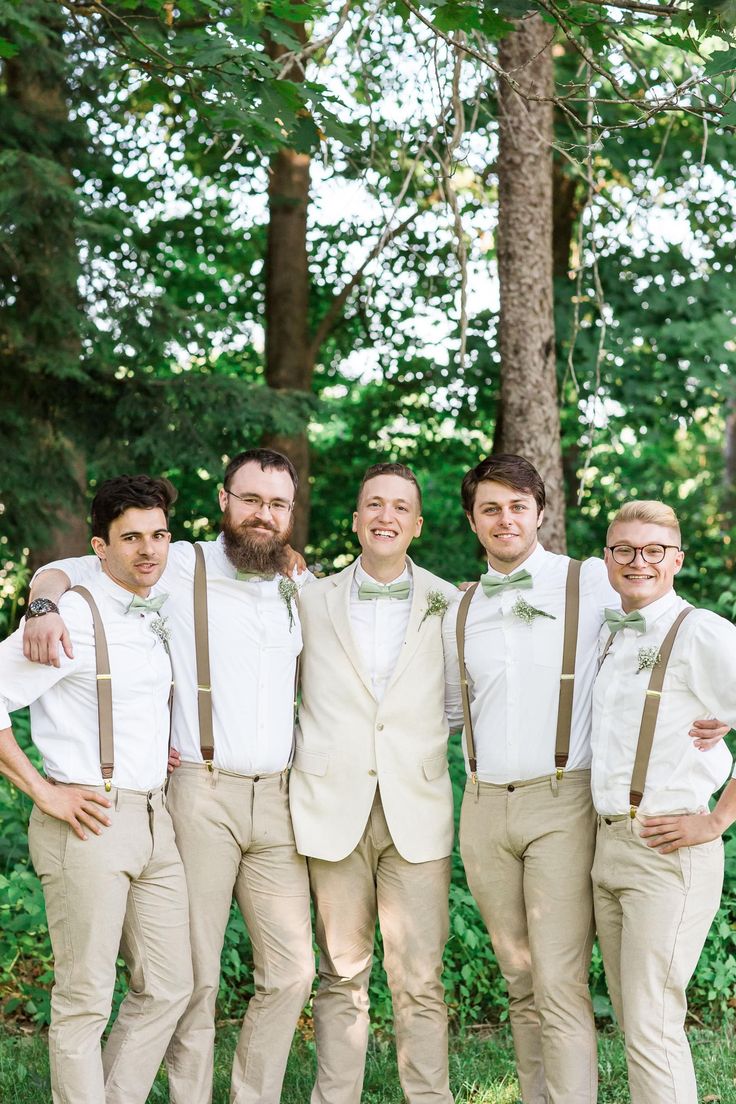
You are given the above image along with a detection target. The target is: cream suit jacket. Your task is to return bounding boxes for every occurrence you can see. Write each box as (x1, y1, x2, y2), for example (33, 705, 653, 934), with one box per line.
(289, 559, 458, 864)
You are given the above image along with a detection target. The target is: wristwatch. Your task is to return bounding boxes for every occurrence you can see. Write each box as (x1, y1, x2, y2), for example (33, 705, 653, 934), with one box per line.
(26, 598, 61, 618)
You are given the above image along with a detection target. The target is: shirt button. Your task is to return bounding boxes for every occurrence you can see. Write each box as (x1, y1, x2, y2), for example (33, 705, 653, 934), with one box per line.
(368, 769, 377, 776)
(507, 785, 515, 793)
(376, 723, 384, 731)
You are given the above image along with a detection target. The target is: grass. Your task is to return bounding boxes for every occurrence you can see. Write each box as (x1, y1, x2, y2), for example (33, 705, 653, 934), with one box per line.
(2, 1023, 736, 1102)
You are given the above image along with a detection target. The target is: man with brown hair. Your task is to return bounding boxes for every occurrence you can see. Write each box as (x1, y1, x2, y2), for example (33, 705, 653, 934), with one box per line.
(290, 461, 459, 1104)
(443, 455, 721, 1104)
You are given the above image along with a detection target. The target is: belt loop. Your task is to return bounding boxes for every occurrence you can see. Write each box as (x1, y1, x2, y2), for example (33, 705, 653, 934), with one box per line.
(209, 767, 218, 788)
(114, 788, 121, 811)
(474, 776, 480, 803)
(550, 773, 559, 797)
(280, 769, 287, 793)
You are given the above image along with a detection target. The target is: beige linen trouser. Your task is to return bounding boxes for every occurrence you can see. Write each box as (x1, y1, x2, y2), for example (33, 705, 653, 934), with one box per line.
(308, 791, 453, 1104)
(459, 770, 598, 1104)
(165, 764, 314, 1104)
(28, 785, 192, 1104)
(592, 815, 724, 1104)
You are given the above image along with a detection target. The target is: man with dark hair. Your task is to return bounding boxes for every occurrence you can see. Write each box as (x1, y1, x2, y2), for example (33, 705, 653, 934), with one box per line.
(290, 462, 458, 1104)
(24, 449, 314, 1104)
(443, 454, 722, 1104)
(0, 475, 192, 1104)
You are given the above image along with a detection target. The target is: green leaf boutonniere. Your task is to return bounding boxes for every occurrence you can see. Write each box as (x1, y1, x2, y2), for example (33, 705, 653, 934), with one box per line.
(512, 595, 556, 625)
(637, 646, 660, 674)
(279, 578, 299, 632)
(419, 590, 449, 629)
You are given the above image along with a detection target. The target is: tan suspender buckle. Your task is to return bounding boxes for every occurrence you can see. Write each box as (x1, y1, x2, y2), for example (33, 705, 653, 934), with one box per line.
(105, 781, 112, 792)
(629, 806, 637, 819)
(556, 768, 564, 780)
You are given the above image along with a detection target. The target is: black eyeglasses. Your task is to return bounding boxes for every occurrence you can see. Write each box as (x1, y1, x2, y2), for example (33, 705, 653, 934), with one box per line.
(606, 544, 681, 565)
(225, 490, 293, 516)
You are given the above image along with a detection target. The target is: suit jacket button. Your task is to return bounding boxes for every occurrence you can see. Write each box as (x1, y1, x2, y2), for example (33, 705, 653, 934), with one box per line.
(368, 769, 377, 776)
(376, 723, 384, 731)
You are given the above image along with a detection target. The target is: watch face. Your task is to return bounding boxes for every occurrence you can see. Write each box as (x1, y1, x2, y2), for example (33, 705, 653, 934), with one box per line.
(27, 599, 59, 618)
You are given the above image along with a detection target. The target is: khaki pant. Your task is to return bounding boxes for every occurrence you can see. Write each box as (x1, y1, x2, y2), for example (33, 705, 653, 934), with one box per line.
(28, 785, 192, 1104)
(459, 770, 597, 1104)
(592, 815, 724, 1104)
(165, 764, 314, 1104)
(308, 792, 452, 1104)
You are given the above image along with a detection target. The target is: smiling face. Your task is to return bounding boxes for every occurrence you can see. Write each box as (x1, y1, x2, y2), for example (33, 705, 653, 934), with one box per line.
(91, 507, 171, 596)
(352, 474, 423, 578)
(467, 479, 543, 572)
(605, 520, 684, 611)
(219, 460, 295, 573)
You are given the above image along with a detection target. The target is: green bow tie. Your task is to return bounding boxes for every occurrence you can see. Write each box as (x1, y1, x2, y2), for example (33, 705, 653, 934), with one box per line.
(480, 569, 533, 598)
(127, 593, 168, 614)
(357, 580, 411, 601)
(604, 608, 647, 635)
(236, 571, 276, 582)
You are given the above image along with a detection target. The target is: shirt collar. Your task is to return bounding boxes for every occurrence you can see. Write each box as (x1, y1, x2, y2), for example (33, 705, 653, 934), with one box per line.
(354, 557, 412, 590)
(484, 541, 548, 580)
(95, 570, 164, 610)
(613, 588, 679, 628)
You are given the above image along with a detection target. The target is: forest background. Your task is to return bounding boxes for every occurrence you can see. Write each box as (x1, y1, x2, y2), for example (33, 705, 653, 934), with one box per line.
(2, 0, 736, 1073)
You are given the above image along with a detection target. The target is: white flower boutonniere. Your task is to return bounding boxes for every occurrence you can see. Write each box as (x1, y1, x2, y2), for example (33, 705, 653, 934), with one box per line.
(150, 615, 171, 652)
(637, 646, 661, 674)
(419, 590, 449, 629)
(279, 578, 299, 632)
(512, 595, 556, 625)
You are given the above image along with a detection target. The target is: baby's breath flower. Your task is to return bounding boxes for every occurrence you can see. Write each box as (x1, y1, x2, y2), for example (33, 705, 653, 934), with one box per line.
(512, 595, 556, 625)
(279, 578, 299, 632)
(637, 646, 661, 674)
(150, 615, 171, 652)
(419, 590, 449, 629)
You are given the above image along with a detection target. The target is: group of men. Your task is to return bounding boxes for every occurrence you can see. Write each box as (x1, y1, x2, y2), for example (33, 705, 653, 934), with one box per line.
(1, 447, 735, 1104)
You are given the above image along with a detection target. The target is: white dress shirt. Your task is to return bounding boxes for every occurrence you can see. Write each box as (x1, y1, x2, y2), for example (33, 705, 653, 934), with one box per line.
(350, 559, 413, 702)
(592, 589, 736, 815)
(0, 574, 172, 789)
(39, 536, 307, 774)
(443, 544, 617, 783)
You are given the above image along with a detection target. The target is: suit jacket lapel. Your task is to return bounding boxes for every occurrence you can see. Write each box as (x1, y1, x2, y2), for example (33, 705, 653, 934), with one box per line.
(325, 564, 376, 699)
(385, 561, 429, 693)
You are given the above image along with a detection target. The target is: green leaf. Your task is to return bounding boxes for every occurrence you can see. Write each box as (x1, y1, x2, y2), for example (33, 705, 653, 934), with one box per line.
(704, 46, 736, 75)
(0, 37, 18, 57)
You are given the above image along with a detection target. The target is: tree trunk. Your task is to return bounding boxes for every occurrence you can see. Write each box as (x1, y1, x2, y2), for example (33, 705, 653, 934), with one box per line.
(494, 16, 566, 552)
(723, 395, 736, 528)
(262, 27, 313, 551)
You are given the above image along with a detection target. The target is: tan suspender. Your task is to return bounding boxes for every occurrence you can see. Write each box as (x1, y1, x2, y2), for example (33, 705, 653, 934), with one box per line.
(193, 543, 214, 764)
(71, 586, 114, 791)
(193, 544, 301, 768)
(455, 559, 583, 784)
(627, 606, 693, 816)
(456, 582, 480, 781)
(555, 559, 582, 775)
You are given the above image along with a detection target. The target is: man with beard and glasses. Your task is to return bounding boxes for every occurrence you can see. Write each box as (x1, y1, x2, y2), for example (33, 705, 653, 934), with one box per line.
(24, 449, 315, 1104)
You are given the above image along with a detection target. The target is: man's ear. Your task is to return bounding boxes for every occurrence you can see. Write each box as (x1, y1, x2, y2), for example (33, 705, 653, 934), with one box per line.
(218, 487, 228, 513)
(536, 507, 545, 530)
(466, 511, 477, 535)
(90, 536, 106, 562)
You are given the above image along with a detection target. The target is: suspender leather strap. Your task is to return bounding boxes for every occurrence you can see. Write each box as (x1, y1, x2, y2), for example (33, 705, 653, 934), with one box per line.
(71, 585, 114, 790)
(193, 543, 215, 764)
(628, 606, 693, 815)
(554, 559, 582, 775)
(455, 560, 583, 784)
(455, 582, 480, 780)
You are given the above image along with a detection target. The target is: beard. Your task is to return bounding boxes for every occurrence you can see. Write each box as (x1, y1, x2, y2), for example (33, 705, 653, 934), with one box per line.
(221, 509, 293, 575)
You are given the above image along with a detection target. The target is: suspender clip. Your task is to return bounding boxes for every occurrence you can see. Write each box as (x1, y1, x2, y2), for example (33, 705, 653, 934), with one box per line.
(645, 689, 662, 698)
(556, 768, 564, 781)
(629, 806, 637, 819)
(205, 760, 214, 773)
(104, 781, 112, 792)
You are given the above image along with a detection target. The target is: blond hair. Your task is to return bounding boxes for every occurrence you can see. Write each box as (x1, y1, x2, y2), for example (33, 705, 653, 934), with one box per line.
(606, 500, 681, 544)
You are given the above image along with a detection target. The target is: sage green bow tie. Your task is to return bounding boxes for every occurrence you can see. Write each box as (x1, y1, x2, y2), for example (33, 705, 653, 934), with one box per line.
(604, 608, 647, 635)
(127, 593, 168, 614)
(480, 568, 533, 598)
(357, 580, 411, 601)
(236, 571, 275, 582)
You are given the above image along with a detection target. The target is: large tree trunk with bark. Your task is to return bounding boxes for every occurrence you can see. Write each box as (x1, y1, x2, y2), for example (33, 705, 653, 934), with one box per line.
(262, 27, 313, 551)
(494, 16, 566, 552)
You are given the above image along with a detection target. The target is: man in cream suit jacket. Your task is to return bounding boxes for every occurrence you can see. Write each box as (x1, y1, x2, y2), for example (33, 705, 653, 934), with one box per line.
(289, 462, 458, 1104)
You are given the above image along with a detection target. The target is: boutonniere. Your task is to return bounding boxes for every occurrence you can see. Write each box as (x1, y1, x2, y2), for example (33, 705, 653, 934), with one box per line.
(278, 578, 299, 632)
(512, 595, 556, 625)
(637, 646, 660, 674)
(150, 614, 171, 652)
(419, 590, 449, 629)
